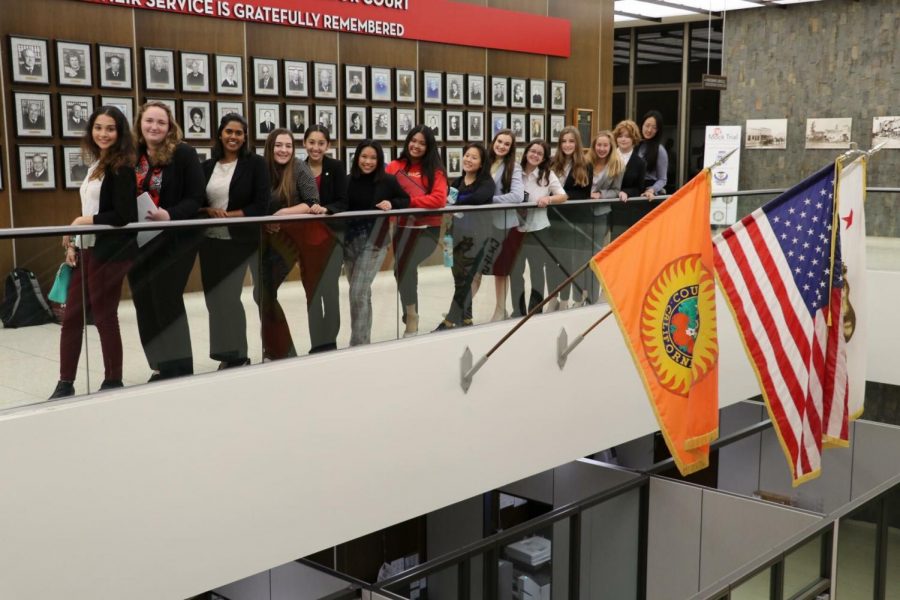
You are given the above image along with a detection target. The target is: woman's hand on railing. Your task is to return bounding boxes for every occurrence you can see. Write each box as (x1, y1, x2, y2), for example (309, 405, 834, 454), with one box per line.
(375, 200, 392, 211)
(146, 207, 171, 221)
(642, 188, 655, 200)
(202, 207, 228, 219)
(618, 191, 629, 203)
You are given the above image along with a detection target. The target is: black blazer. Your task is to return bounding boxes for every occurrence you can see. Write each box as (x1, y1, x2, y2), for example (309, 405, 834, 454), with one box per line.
(93, 164, 139, 262)
(305, 155, 349, 215)
(202, 153, 271, 243)
(619, 152, 647, 199)
(562, 164, 594, 200)
(138, 142, 205, 221)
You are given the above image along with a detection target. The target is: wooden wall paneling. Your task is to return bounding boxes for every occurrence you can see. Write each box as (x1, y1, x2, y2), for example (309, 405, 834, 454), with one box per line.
(2, 0, 135, 285)
(486, 0, 548, 80)
(548, 0, 614, 137)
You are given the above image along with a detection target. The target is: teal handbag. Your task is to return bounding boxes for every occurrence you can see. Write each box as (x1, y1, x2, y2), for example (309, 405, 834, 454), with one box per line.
(48, 263, 72, 304)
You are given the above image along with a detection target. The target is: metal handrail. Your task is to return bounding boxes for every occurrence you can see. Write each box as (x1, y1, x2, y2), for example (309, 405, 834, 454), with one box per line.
(0, 186, 819, 241)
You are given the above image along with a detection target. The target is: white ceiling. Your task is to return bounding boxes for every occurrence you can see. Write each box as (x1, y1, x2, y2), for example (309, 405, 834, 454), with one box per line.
(614, 0, 825, 26)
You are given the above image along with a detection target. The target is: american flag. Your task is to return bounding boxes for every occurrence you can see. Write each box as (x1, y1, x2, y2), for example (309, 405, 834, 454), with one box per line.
(713, 164, 848, 485)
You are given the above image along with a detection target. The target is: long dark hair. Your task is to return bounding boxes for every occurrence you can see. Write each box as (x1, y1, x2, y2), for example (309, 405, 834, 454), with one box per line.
(263, 128, 295, 207)
(397, 124, 444, 193)
(487, 129, 517, 193)
(82, 105, 135, 179)
(211, 113, 251, 161)
(639, 110, 663, 173)
(350, 140, 385, 181)
(521, 139, 552, 187)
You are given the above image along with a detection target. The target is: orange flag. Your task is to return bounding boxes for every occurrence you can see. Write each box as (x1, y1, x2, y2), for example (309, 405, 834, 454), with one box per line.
(591, 170, 719, 475)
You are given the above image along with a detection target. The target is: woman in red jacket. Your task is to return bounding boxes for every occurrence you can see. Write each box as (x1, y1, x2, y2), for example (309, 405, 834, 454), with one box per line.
(387, 125, 448, 337)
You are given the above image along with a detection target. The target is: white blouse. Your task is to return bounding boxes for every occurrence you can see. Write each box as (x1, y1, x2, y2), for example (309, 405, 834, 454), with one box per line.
(205, 160, 237, 240)
(76, 162, 102, 249)
(518, 168, 566, 232)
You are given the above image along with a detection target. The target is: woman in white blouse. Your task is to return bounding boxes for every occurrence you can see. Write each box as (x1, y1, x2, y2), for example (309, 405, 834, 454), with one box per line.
(511, 139, 567, 316)
(199, 113, 270, 369)
(51, 106, 138, 399)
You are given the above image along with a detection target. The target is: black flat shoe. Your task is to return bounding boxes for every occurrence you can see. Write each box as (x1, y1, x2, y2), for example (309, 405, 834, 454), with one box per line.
(49, 380, 75, 399)
(218, 358, 251, 370)
(99, 379, 123, 391)
(433, 319, 457, 332)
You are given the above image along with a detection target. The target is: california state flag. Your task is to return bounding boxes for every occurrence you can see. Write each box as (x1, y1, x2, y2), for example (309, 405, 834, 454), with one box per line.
(837, 157, 867, 420)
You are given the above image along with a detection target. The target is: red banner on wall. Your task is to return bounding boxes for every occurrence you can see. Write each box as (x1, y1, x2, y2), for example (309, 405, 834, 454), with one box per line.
(73, 0, 571, 57)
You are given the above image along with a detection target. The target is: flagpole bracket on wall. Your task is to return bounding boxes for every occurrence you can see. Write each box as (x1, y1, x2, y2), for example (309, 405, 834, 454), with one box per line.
(460, 346, 487, 393)
(557, 328, 585, 370)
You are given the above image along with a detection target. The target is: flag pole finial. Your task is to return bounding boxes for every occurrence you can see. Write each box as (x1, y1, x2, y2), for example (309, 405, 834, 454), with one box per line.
(705, 147, 738, 171)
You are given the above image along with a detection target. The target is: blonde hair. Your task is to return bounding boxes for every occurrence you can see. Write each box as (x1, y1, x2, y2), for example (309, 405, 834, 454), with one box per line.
(133, 101, 183, 166)
(587, 130, 623, 179)
(612, 119, 641, 147)
(549, 126, 590, 187)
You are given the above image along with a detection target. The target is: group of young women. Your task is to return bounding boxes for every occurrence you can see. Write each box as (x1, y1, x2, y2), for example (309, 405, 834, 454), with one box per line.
(49, 100, 668, 398)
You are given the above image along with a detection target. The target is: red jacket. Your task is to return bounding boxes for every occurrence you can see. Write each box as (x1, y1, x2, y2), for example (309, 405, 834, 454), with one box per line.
(386, 159, 447, 228)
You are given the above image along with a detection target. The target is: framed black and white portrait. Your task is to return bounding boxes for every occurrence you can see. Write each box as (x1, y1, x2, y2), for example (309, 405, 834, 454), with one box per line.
(395, 69, 415, 103)
(143, 48, 175, 91)
(146, 98, 177, 117)
(371, 107, 392, 141)
(370, 67, 392, 102)
(528, 114, 544, 141)
(529, 79, 546, 110)
(101, 96, 134, 125)
(62, 146, 91, 189)
(510, 78, 527, 109)
(445, 73, 464, 106)
(182, 100, 211, 140)
(466, 111, 484, 142)
(445, 110, 464, 142)
(180, 52, 209, 93)
(314, 105, 338, 139)
(15, 92, 52, 137)
(18, 145, 55, 190)
(194, 146, 212, 162)
(509, 113, 526, 141)
(550, 80, 566, 111)
(253, 57, 279, 96)
(345, 105, 367, 140)
(467, 74, 485, 107)
(217, 101, 245, 125)
(98, 44, 132, 89)
(56, 41, 92, 87)
(396, 107, 415, 141)
(423, 109, 443, 141)
(286, 104, 309, 140)
(284, 60, 308, 98)
(255, 102, 281, 140)
(383, 146, 393, 162)
(491, 76, 508, 108)
(423, 71, 442, 105)
(549, 114, 565, 140)
(60, 94, 94, 138)
(10, 36, 49, 85)
(344, 65, 367, 101)
(491, 112, 508, 140)
(345, 147, 356, 175)
(313, 62, 337, 100)
(445, 146, 463, 178)
(215, 54, 244, 95)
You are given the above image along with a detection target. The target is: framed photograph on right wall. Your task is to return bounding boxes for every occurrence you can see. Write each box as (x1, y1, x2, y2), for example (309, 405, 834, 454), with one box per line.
(56, 40, 92, 87)
(253, 57, 279, 96)
(313, 62, 337, 99)
(144, 48, 175, 91)
(10, 35, 49, 85)
(15, 92, 53, 137)
(550, 80, 566, 111)
(18, 145, 56, 190)
(396, 69, 415, 103)
(215, 54, 244, 95)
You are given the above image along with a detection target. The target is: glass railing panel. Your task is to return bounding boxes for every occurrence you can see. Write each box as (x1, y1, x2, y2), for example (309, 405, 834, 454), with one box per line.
(883, 486, 900, 598)
(783, 533, 825, 598)
(729, 567, 771, 600)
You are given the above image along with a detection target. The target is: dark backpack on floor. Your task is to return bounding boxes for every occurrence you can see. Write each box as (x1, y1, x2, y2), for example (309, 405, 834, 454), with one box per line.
(0, 268, 55, 328)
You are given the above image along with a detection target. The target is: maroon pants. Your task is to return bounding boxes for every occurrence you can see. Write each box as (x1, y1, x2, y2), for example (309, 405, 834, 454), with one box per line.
(59, 249, 131, 382)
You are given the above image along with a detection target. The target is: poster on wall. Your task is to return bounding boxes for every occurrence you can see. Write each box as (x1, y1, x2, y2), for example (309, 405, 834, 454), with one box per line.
(805, 117, 852, 149)
(703, 125, 741, 226)
(744, 118, 787, 150)
(872, 116, 900, 149)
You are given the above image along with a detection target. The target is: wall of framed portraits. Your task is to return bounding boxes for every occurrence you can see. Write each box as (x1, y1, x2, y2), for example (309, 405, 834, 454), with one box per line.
(0, 0, 614, 286)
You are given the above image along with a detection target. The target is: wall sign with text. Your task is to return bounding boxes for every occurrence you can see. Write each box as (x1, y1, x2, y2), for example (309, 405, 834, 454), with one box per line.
(73, 0, 572, 57)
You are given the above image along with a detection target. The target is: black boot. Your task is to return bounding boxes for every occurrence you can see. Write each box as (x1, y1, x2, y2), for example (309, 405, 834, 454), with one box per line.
(100, 379, 124, 391)
(49, 380, 75, 399)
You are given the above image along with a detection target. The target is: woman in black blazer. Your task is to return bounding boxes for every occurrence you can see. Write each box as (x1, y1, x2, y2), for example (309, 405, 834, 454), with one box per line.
(128, 101, 205, 381)
(271, 124, 347, 353)
(51, 106, 138, 399)
(609, 119, 648, 240)
(199, 113, 270, 369)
